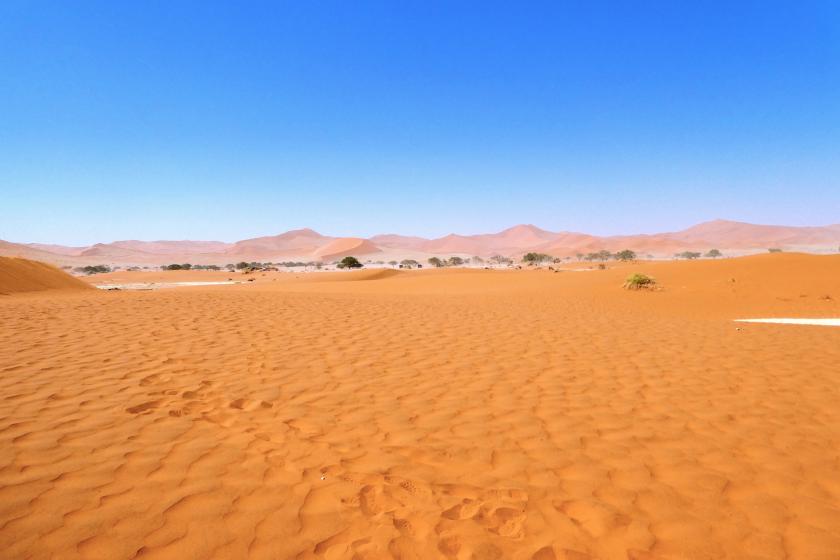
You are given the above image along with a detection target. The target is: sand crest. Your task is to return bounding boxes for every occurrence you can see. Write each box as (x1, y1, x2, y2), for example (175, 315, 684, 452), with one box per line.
(0, 256, 92, 295)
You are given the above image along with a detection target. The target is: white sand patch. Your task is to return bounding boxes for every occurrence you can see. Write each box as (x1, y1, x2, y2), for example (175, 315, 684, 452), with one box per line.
(735, 318, 840, 327)
(95, 281, 239, 290)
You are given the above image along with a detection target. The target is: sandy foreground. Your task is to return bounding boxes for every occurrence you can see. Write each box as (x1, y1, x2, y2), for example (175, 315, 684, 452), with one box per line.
(1, 254, 839, 559)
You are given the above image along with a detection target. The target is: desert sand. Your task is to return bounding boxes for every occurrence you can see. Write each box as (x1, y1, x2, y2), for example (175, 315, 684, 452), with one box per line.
(0, 256, 93, 295)
(1, 254, 839, 559)
(3, 220, 840, 268)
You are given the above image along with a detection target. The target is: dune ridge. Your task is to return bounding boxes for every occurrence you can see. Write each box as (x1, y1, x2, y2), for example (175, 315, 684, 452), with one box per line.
(3, 219, 839, 267)
(0, 256, 93, 295)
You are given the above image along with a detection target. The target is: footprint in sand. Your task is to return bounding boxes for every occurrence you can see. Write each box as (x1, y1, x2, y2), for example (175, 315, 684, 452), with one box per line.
(126, 400, 160, 414)
(228, 398, 273, 411)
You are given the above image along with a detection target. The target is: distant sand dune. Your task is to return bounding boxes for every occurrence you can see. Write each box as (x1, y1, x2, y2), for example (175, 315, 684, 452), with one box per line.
(3, 219, 839, 267)
(312, 237, 381, 261)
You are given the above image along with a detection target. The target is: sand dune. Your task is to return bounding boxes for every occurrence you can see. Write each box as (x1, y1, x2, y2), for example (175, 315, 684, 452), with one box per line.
(312, 238, 381, 261)
(5, 220, 839, 268)
(306, 268, 403, 282)
(0, 256, 93, 295)
(109, 240, 232, 255)
(1, 254, 839, 559)
(228, 228, 332, 258)
(671, 219, 840, 247)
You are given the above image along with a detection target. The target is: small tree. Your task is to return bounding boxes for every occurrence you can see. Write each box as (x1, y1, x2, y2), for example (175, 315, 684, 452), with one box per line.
(400, 259, 420, 269)
(614, 249, 636, 262)
(337, 256, 363, 269)
(768, 248, 783, 253)
(81, 265, 111, 275)
(235, 261, 250, 270)
(166, 264, 183, 270)
(677, 251, 701, 260)
(447, 256, 465, 266)
(388, 260, 398, 268)
(428, 257, 444, 268)
(522, 252, 551, 265)
(705, 249, 722, 258)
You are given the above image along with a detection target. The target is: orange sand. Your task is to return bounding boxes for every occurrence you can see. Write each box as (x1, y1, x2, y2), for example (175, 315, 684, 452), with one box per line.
(1, 254, 839, 559)
(0, 256, 92, 295)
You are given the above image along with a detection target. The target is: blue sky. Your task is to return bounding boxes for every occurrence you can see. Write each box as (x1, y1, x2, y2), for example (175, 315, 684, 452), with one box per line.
(1, 1, 838, 244)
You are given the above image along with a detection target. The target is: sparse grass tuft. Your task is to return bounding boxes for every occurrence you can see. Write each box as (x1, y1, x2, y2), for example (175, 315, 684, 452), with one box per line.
(623, 273, 656, 290)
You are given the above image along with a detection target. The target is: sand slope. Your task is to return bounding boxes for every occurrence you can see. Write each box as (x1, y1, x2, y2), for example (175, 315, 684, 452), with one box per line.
(313, 238, 381, 261)
(6, 220, 840, 267)
(1, 255, 839, 559)
(0, 257, 92, 295)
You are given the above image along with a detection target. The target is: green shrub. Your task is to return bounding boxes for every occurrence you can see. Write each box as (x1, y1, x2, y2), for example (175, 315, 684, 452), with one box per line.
(623, 273, 656, 290)
(522, 252, 552, 264)
(676, 251, 701, 260)
(337, 256, 363, 269)
(77, 265, 111, 275)
(614, 249, 636, 261)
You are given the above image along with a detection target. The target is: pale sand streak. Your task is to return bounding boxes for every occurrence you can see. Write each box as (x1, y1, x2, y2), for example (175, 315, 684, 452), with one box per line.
(735, 318, 840, 326)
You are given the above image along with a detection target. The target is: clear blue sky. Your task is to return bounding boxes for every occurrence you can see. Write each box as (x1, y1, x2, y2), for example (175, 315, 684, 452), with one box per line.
(2, 1, 838, 245)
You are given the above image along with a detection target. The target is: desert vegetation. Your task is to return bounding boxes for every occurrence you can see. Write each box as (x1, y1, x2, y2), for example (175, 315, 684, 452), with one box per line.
(623, 273, 657, 290)
(676, 251, 702, 260)
(337, 256, 363, 269)
(522, 252, 552, 265)
(73, 265, 111, 275)
(581, 250, 613, 262)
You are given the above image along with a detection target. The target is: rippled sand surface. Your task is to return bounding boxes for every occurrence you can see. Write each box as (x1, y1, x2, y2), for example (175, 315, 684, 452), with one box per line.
(1, 254, 839, 559)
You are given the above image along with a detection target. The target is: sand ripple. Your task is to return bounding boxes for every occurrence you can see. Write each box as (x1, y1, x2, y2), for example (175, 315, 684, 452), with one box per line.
(2, 260, 840, 558)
